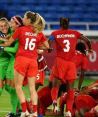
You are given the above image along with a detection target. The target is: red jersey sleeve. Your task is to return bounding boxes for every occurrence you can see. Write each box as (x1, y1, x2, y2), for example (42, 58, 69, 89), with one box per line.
(41, 33, 47, 42)
(50, 31, 55, 36)
(12, 28, 20, 40)
(81, 56, 88, 70)
(37, 33, 47, 46)
(75, 31, 82, 39)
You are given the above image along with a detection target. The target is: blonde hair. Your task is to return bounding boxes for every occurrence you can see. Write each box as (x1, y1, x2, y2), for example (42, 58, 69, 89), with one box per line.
(26, 11, 45, 33)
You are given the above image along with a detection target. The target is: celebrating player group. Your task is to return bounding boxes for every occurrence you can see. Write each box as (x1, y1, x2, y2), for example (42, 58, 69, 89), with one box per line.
(0, 11, 97, 117)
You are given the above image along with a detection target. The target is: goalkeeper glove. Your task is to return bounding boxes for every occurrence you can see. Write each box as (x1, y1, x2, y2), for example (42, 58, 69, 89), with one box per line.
(0, 31, 5, 38)
(0, 46, 4, 51)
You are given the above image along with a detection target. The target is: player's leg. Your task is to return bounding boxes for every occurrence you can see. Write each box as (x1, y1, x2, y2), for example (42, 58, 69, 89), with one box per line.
(9, 80, 19, 116)
(35, 83, 41, 91)
(65, 62, 77, 117)
(0, 64, 8, 96)
(0, 79, 3, 96)
(5, 61, 12, 93)
(28, 77, 38, 117)
(64, 80, 75, 117)
(51, 78, 61, 115)
(14, 69, 29, 117)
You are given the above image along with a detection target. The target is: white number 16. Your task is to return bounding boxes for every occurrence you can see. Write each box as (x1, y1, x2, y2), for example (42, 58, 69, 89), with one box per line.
(25, 38, 36, 50)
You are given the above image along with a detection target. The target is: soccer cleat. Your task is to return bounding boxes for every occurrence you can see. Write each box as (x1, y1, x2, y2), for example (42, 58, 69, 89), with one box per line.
(65, 111, 72, 117)
(9, 113, 16, 117)
(53, 100, 58, 115)
(20, 112, 26, 117)
(20, 110, 30, 117)
(16, 110, 22, 117)
(5, 112, 16, 117)
(30, 111, 37, 117)
(5, 112, 12, 117)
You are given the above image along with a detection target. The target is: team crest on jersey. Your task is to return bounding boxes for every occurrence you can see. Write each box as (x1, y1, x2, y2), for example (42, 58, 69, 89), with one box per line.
(57, 34, 75, 38)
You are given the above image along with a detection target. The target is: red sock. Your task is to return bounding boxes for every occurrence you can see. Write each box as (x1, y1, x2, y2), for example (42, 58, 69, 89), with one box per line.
(21, 102, 27, 112)
(66, 90, 74, 114)
(33, 105, 37, 113)
(51, 87, 59, 101)
(38, 108, 42, 114)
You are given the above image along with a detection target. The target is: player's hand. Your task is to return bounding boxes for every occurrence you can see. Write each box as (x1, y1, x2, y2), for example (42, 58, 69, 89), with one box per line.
(88, 89, 92, 95)
(0, 46, 4, 51)
(85, 49, 93, 55)
(0, 37, 8, 42)
(47, 48, 53, 53)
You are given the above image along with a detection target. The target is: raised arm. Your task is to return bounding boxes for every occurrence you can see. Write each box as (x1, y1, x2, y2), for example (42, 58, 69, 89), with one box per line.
(80, 35, 93, 54)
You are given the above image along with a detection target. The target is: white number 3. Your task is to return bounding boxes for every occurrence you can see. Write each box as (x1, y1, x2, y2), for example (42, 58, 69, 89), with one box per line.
(63, 40, 70, 52)
(25, 38, 36, 50)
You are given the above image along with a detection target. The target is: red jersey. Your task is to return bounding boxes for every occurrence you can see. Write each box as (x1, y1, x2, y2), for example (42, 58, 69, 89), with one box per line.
(75, 51, 88, 69)
(38, 54, 48, 72)
(89, 87, 98, 100)
(50, 29, 82, 61)
(12, 26, 47, 59)
(75, 95, 97, 111)
(37, 86, 52, 115)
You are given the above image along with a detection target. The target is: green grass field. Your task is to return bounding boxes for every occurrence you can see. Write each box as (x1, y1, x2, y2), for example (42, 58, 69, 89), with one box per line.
(0, 78, 97, 117)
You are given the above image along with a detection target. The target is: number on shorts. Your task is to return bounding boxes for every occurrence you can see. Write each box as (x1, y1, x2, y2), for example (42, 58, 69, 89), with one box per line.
(63, 40, 70, 52)
(25, 38, 36, 50)
(36, 74, 40, 81)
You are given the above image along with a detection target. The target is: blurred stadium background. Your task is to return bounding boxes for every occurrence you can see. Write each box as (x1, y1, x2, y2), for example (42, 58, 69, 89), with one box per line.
(0, 0, 98, 116)
(0, 0, 98, 77)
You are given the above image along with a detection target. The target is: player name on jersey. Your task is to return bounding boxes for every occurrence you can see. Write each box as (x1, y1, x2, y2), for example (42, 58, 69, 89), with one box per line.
(57, 34, 75, 38)
(25, 32, 37, 37)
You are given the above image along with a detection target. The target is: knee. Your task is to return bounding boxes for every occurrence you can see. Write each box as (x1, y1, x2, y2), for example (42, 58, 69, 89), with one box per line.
(15, 85, 22, 91)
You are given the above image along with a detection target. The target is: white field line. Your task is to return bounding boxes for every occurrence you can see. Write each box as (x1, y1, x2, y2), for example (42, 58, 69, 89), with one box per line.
(0, 110, 10, 112)
(0, 108, 11, 109)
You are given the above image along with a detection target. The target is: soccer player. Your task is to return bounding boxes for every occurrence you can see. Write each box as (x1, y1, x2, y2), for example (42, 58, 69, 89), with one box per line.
(48, 17, 93, 116)
(0, 18, 10, 96)
(79, 80, 98, 95)
(75, 95, 97, 117)
(0, 11, 49, 117)
(0, 16, 23, 117)
(75, 42, 88, 91)
(36, 51, 48, 90)
(59, 89, 79, 117)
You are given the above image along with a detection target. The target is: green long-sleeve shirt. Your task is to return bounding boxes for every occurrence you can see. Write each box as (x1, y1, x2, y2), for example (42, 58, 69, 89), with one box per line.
(5, 42, 19, 54)
(5, 27, 19, 56)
